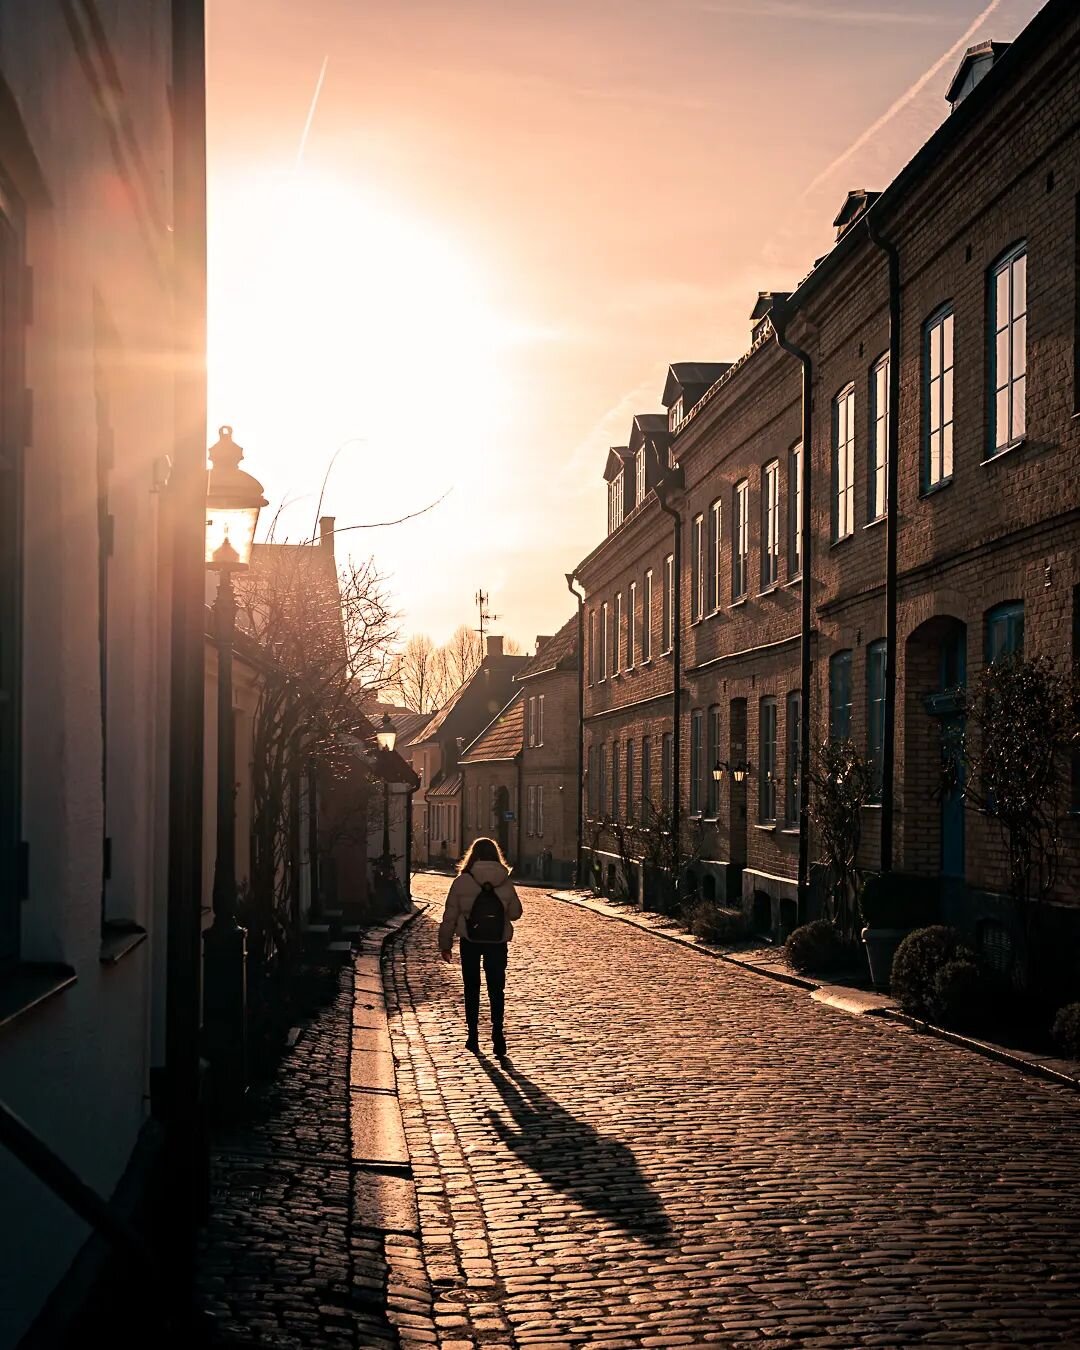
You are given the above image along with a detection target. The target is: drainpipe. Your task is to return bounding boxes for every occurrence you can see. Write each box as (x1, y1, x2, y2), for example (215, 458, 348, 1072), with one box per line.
(565, 573, 585, 885)
(867, 214, 901, 874)
(165, 0, 208, 1301)
(656, 466, 686, 904)
(771, 307, 813, 917)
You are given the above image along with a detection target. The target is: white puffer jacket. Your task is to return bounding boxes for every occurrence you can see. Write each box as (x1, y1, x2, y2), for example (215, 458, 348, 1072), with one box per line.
(438, 860, 523, 950)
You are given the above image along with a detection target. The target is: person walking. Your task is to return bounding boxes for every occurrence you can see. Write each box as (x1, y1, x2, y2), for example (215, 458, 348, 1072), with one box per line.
(439, 837, 523, 1057)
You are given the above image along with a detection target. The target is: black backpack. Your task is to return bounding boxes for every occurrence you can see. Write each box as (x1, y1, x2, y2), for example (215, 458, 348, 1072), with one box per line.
(465, 879, 505, 943)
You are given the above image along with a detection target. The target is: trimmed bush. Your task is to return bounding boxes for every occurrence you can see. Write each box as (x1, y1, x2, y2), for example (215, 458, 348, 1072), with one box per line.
(684, 901, 747, 945)
(891, 925, 974, 1019)
(1051, 1002, 1080, 1059)
(784, 920, 848, 975)
(927, 958, 991, 1032)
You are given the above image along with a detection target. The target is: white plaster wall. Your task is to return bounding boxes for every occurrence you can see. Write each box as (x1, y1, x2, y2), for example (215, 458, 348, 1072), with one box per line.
(0, 4, 176, 1344)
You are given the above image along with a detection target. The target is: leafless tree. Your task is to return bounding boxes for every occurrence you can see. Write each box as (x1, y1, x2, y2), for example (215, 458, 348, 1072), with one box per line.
(443, 624, 484, 690)
(389, 634, 453, 713)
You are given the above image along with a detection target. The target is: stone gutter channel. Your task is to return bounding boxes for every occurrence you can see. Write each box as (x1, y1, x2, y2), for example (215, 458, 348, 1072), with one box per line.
(547, 888, 1080, 1094)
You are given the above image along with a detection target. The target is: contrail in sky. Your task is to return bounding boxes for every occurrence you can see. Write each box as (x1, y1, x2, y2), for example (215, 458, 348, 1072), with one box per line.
(799, 0, 1002, 199)
(295, 55, 329, 170)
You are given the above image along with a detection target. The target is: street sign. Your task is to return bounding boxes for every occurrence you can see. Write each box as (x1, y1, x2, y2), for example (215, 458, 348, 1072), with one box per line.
(504, 811, 515, 821)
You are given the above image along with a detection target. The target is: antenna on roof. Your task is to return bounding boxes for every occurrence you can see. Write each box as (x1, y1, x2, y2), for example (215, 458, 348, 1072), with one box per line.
(475, 589, 499, 645)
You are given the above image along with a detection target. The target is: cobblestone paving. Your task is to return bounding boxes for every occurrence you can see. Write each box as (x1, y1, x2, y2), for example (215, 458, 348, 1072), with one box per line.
(197, 945, 430, 1349)
(389, 875, 1080, 1349)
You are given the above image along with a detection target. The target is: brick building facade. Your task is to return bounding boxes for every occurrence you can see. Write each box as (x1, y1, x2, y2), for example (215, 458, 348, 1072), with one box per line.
(571, 1, 1080, 989)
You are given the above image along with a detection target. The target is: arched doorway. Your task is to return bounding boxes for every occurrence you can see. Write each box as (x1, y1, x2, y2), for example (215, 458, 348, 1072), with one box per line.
(904, 616, 966, 879)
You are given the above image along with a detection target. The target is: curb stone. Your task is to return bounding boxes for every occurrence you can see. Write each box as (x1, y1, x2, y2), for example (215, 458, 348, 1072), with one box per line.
(548, 888, 1080, 1093)
(350, 901, 440, 1349)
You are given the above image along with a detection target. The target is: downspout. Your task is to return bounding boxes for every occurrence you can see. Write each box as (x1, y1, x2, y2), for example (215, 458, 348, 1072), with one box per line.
(867, 214, 901, 874)
(772, 307, 813, 917)
(656, 466, 685, 902)
(515, 749, 523, 868)
(565, 572, 585, 885)
(164, 0, 208, 1295)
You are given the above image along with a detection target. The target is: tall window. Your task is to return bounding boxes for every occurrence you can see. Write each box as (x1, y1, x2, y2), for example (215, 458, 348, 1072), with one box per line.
(537, 694, 544, 746)
(587, 745, 597, 815)
(635, 445, 646, 506)
(628, 580, 637, 667)
(0, 183, 24, 964)
(869, 354, 889, 521)
(537, 785, 544, 837)
(662, 554, 674, 652)
(600, 601, 608, 680)
(614, 592, 622, 674)
(867, 640, 887, 800)
(626, 740, 635, 823)
(598, 745, 608, 818)
(829, 650, 853, 742)
(732, 480, 749, 600)
(608, 471, 625, 533)
(986, 601, 1024, 663)
(527, 695, 536, 746)
(759, 697, 777, 823)
(924, 306, 954, 488)
(707, 499, 721, 612)
(643, 569, 653, 661)
(526, 785, 536, 836)
(661, 732, 673, 812)
(611, 741, 620, 820)
(788, 442, 802, 578)
(707, 705, 721, 816)
(642, 735, 652, 817)
(589, 610, 597, 685)
(990, 242, 1027, 455)
(833, 384, 855, 540)
(690, 709, 704, 815)
(786, 691, 801, 824)
(690, 513, 704, 622)
(761, 460, 779, 588)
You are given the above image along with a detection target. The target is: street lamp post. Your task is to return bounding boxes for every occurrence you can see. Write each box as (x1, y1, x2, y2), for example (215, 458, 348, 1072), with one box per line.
(373, 713, 401, 911)
(203, 425, 267, 1119)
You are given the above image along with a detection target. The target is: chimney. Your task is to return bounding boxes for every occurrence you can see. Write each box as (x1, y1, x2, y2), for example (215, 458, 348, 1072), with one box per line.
(486, 635, 504, 660)
(319, 516, 335, 558)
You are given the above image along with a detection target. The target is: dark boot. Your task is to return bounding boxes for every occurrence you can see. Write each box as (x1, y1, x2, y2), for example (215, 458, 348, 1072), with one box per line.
(465, 1029, 480, 1053)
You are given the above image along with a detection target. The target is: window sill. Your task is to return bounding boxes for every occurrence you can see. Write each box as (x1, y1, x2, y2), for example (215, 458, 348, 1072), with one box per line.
(780, 826, 801, 836)
(661, 648, 673, 659)
(982, 437, 1026, 464)
(754, 822, 777, 833)
(863, 515, 886, 532)
(640, 658, 652, 667)
(919, 476, 953, 499)
(100, 922, 148, 966)
(729, 596, 748, 610)
(0, 963, 78, 1030)
(757, 583, 780, 598)
(689, 617, 703, 627)
(784, 575, 802, 589)
(861, 801, 882, 811)
(830, 533, 855, 550)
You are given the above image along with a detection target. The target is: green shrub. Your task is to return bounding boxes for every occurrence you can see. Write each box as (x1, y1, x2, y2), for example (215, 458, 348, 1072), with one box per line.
(891, 925, 974, 1018)
(784, 920, 848, 975)
(859, 872, 939, 930)
(1051, 1002, 1080, 1059)
(684, 901, 746, 945)
(927, 958, 991, 1032)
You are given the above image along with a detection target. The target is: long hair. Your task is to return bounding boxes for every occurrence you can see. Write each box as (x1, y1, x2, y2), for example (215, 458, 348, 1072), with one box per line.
(458, 836, 509, 874)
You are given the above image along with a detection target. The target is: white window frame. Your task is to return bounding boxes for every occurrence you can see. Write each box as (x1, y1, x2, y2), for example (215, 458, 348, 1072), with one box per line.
(990, 243, 1027, 455)
(924, 306, 954, 488)
(691, 513, 704, 622)
(600, 601, 608, 680)
(628, 581, 637, 667)
(833, 383, 855, 541)
(613, 591, 622, 674)
(537, 694, 544, 746)
(708, 498, 721, 612)
(643, 569, 653, 662)
(635, 445, 646, 506)
(608, 471, 624, 534)
(732, 480, 749, 600)
(869, 354, 889, 521)
(761, 460, 779, 588)
(788, 442, 802, 578)
(662, 553, 674, 653)
(537, 784, 544, 837)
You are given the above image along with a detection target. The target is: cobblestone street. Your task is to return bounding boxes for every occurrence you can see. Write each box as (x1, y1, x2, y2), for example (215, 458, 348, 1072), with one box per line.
(390, 875, 1080, 1349)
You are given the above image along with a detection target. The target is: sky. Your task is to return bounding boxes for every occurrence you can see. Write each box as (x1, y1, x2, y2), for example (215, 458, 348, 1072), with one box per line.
(207, 0, 1045, 653)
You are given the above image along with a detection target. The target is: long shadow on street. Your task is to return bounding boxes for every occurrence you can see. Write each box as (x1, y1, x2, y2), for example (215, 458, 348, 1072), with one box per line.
(479, 1056, 674, 1247)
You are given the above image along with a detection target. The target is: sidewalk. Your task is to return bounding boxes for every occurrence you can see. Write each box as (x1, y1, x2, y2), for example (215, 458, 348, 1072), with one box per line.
(548, 888, 1080, 1092)
(196, 907, 436, 1349)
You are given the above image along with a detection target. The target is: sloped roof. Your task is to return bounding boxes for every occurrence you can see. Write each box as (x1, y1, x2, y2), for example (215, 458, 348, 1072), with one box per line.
(516, 614, 578, 681)
(409, 680, 468, 745)
(662, 363, 732, 408)
(427, 771, 463, 801)
(604, 447, 632, 482)
(364, 700, 430, 743)
(460, 694, 524, 764)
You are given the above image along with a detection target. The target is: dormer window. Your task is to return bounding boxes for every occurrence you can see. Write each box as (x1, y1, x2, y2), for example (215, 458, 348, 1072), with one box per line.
(607, 472, 625, 534)
(668, 397, 683, 433)
(635, 445, 646, 506)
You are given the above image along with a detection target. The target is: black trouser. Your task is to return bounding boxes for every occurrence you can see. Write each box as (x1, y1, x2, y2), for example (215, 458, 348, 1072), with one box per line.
(460, 938, 508, 1036)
